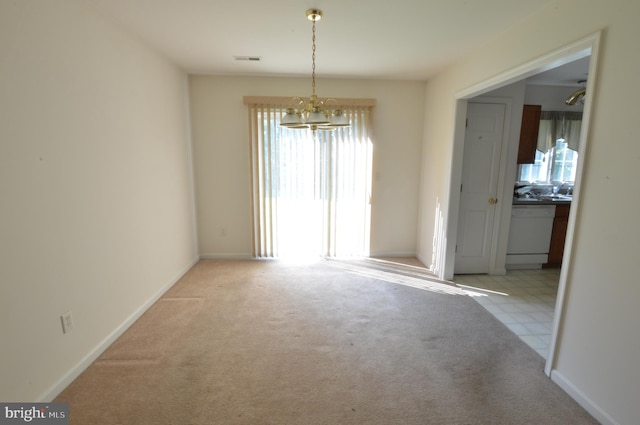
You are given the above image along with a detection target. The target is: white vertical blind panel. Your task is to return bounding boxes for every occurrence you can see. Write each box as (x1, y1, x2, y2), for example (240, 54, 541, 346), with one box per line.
(247, 101, 374, 258)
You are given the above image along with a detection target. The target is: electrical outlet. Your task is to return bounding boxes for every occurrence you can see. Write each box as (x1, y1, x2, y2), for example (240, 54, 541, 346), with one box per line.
(61, 311, 74, 334)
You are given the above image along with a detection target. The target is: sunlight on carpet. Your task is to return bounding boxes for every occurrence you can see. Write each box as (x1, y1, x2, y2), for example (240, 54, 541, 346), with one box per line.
(325, 258, 483, 296)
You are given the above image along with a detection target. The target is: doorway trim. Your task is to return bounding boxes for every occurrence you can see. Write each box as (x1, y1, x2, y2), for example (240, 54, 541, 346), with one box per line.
(444, 31, 602, 377)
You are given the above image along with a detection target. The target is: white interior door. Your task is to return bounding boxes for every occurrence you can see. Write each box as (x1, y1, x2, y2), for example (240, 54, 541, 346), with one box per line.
(455, 102, 506, 274)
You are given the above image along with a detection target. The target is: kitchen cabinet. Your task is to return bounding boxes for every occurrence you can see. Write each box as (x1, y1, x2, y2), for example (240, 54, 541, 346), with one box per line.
(517, 104, 541, 164)
(544, 204, 570, 268)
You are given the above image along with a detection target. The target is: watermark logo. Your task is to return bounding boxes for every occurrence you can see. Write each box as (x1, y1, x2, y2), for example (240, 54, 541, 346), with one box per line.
(0, 403, 68, 424)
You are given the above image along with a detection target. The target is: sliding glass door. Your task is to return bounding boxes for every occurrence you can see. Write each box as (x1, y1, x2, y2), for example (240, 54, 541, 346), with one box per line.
(246, 99, 374, 258)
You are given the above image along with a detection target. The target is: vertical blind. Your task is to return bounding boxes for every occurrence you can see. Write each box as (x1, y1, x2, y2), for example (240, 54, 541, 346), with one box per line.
(244, 96, 376, 258)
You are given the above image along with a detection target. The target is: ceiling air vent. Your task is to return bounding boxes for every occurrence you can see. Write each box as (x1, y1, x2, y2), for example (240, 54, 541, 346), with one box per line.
(234, 56, 262, 62)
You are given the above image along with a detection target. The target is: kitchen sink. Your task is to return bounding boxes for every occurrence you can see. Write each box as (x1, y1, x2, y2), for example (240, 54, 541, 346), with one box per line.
(513, 194, 572, 203)
(540, 195, 573, 201)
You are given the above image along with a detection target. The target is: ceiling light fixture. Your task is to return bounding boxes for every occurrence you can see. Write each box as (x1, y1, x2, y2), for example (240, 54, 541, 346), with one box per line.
(565, 80, 587, 105)
(280, 9, 349, 131)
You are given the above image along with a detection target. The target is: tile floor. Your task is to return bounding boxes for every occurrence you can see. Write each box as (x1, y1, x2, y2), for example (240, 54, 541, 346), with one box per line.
(453, 268, 560, 359)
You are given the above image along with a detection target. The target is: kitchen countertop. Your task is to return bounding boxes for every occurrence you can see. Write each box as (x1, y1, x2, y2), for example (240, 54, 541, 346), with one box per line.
(512, 196, 572, 206)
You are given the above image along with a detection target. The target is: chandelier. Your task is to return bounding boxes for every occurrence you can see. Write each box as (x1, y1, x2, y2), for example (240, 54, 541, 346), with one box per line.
(280, 9, 349, 131)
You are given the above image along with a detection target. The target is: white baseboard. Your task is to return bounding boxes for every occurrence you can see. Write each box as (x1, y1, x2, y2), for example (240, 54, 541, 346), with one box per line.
(415, 252, 433, 269)
(39, 256, 199, 402)
(369, 251, 418, 258)
(199, 253, 254, 260)
(200, 253, 422, 261)
(550, 369, 620, 425)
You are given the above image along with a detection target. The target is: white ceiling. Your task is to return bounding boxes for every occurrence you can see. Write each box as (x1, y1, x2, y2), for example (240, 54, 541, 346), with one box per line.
(526, 56, 590, 87)
(84, 0, 568, 81)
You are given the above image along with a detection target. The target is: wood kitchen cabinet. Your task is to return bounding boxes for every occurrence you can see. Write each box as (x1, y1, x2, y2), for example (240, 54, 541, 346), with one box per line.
(517, 104, 541, 164)
(544, 204, 570, 268)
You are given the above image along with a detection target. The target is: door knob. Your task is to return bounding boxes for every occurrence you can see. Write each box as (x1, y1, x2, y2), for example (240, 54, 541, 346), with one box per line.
(488, 197, 498, 205)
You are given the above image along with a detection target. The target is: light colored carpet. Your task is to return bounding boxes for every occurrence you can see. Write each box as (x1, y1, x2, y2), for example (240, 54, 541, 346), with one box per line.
(55, 259, 598, 424)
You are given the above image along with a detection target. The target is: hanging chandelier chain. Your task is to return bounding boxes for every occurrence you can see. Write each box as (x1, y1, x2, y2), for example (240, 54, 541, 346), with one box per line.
(311, 18, 317, 98)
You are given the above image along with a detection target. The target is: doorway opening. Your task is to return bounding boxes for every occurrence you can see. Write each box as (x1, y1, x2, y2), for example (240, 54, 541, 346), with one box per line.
(446, 32, 601, 375)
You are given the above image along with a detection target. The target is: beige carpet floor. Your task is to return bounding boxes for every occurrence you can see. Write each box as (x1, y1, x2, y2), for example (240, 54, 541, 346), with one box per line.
(55, 259, 598, 424)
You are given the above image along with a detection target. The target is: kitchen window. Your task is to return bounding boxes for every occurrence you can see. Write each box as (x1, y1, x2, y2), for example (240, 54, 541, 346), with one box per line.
(519, 111, 582, 184)
(519, 139, 578, 184)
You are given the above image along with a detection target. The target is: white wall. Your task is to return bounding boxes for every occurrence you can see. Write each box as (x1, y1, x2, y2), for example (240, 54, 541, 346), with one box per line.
(418, 1, 640, 423)
(0, 0, 197, 401)
(525, 84, 586, 112)
(189, 76, 426, 258)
